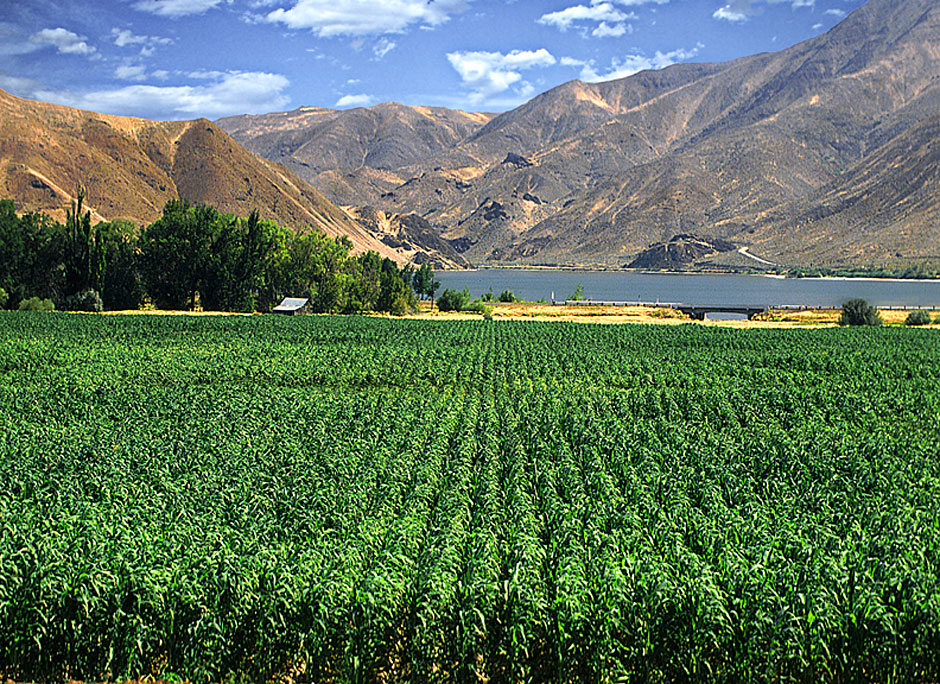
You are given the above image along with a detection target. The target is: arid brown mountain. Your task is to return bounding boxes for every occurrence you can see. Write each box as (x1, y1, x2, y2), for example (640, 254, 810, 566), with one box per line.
(217, 103, 494, 207)
(218, 0, 940, 268)
(0, 88, 466, 267)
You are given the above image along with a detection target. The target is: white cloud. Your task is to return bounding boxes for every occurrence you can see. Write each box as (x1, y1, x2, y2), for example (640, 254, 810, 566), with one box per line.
(335, 93, 373, 107)
(565, 44, 702, 82)
(539, 3, 631, 31)
(115, 64, 148, 81)
(29, 28, 96, 56)
(35, 71, 290, 120)
(265, 0, 470, 37)
(447, 48, 556, 103)
(713, 5, 748, 21)
(539, 2, 643, 38)
(593, 21, 631, 37)
(713, 0, 815, 23)
(373, 37, 396, 59)
(132, 0, 230, 17)
(824, 8, 845, 16)
(111, 28, 173, 50)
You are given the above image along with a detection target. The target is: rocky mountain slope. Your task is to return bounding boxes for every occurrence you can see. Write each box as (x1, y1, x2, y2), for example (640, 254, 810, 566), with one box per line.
(0, 89, 466, 266)
(218, 0, 940, 268)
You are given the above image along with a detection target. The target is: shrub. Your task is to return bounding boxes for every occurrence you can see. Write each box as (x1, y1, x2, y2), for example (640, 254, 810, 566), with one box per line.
(905, 309, 932, 326)
(437, 288, 471, 312)
(498, 290, 516, 303)
(18, 297, 55, 312)
(0, 287, 7, 309)
(65, 289, 104, 313)
(838, 298, 882, 326)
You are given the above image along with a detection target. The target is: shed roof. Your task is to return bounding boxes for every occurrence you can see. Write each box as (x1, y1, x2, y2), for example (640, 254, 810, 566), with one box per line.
(273, 297, 310, 312)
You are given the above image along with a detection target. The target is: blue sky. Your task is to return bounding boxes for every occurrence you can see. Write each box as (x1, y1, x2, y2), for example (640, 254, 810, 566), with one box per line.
(0, 0, 864, 120)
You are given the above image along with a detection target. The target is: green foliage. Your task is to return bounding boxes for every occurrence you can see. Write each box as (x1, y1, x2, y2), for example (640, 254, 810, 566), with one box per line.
(95, 220, 143, 311)
(569, 282, 584, 300)
(64, 185, 106, 300)
(2, 316, 940, 682)
(0, 200, 65, 308)
(412, 262, 440, 301)
(436, 287, 471, 311)
(17, 296, 54, 311)
(376, 258, 415, 315)
(788, 264, 940, 279)
(838, 298, 883, 326)
(139, 199, 210, 310)
(64, 289, 103, 312)
(905, 309, 932, 326)
(202, 210, 288, 313)
(0, 198, 415, 315)
(497, 289, 516, 303)
(0, 288, 7, 309)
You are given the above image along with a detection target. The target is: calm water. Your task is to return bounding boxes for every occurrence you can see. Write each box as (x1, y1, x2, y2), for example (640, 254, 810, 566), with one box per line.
(437, 270, 940, 308)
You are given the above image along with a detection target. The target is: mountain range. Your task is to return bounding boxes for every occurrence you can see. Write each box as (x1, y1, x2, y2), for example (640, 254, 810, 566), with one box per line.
(218, 0, 940, 269)
(0, 88, 468, 268)
(1, 0, 937, 271)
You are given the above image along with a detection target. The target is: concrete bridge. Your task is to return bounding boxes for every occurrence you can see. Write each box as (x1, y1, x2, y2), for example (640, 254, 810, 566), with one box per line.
(676, 305, 767, 320)
(564, 299, 767, 319)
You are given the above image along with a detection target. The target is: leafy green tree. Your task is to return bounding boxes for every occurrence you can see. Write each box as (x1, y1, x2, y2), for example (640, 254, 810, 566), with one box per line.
(65, 289, 103, 312)
(267, 229, 356, 313)
(64, 185, 105, 301)
(498, 290, 516, 303)
(437, 287, 471, 312)
(376, 257, 415, 315)
(200, 210, 287, 312)
(139, 200, 213, 310)
(400, 263, 415, 294)
(17, 296, 54, 311)
(413, 263, 440, 301)
(0, 200, 65, 307)
(0, 287, 6, 309)
(354, 251, 384, 311)
(839, 298, 882, 326)
(905, 309, 932, 326)
(96, 220, 143, 310)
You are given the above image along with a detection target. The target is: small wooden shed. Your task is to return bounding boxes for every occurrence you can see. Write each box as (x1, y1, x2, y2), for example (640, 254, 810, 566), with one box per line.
(272, 297, 312, 315)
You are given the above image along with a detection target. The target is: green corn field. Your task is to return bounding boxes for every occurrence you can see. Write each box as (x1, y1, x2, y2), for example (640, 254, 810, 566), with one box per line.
(0, 313, 938, 683)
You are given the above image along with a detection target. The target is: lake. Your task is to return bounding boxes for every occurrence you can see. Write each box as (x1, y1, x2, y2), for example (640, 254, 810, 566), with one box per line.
(436, 270, 940, 308)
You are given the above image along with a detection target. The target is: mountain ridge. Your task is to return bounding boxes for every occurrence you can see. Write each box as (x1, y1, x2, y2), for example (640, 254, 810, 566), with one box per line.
(217, 0, 940, 268)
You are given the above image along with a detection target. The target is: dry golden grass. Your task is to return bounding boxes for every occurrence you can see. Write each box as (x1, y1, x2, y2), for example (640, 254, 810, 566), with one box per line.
(408, 301, 940, 328)
(96, 302, 939, 329)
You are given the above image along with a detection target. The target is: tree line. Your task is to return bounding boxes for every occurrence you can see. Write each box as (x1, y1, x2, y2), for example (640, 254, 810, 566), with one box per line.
(0, 192, 441, 314)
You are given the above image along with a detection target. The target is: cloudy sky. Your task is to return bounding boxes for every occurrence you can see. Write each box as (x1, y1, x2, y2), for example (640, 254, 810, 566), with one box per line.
(1, 0, 864, 120)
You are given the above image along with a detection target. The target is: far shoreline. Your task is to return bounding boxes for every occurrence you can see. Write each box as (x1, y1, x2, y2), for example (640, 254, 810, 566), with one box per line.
(439, 265, 940, 282)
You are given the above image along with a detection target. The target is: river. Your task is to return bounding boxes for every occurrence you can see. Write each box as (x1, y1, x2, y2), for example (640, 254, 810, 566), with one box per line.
(436, 270, 940, 308)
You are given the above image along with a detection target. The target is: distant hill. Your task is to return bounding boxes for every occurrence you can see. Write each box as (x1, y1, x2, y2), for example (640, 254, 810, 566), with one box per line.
(0, 89, 465, 267)
(217, 0, 940, 269)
